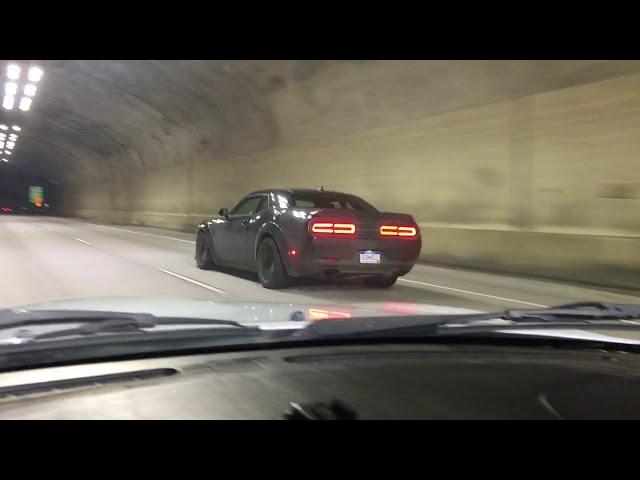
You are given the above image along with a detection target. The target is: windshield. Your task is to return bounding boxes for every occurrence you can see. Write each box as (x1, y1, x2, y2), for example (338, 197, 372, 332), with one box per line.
(290, 192, 378, 212)
(1, 60, 640, 363)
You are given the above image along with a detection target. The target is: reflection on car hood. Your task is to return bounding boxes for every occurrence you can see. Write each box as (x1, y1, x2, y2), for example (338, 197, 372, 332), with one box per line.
(11, 297, 480, 327)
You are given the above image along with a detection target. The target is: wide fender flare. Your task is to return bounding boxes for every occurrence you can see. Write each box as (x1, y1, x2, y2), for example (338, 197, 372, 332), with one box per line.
(196, 222, 218, 262)
(255, 222, 294, 275)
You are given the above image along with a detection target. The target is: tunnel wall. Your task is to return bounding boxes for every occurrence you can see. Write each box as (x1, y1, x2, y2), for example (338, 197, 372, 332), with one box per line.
(64, 63, 640, 290)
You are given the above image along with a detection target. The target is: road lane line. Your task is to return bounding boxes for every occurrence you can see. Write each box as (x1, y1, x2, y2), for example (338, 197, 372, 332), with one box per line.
(398, 278, 548, 308)
(86, 223, 196, 244)
(43, 226, 55, 231)
(159, 269, 227, 295)
(72, 237, 91, 245)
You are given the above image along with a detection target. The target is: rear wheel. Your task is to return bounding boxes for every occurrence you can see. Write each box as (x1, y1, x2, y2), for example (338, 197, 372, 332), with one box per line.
(195, 233, 215, 270)
(257, 237, 291, 289)
(364, 275, 398, 288)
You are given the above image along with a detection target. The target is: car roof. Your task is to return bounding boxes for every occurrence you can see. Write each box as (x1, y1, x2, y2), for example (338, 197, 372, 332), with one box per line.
(247, 188, 349, 196)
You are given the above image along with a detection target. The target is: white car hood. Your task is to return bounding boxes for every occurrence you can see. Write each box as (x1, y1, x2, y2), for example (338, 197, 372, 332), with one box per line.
(5, 297, 640, 346)
(10, 297, 479, 326)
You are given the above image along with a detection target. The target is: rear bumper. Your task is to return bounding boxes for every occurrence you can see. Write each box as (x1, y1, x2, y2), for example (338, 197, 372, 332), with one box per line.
(285, 236, 421, 278)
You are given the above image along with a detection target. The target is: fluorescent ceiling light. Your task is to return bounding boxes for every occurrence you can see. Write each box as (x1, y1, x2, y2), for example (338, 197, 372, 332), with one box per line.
(2, 96, 14, 110)
(1, 158, 7, 163)
(5, 82, 17, 96)
(4, 151, 11, 155)
(0, 125, 7, 130)
(9, 135, 17, 140)
(6, 141, 14, 148)
(11, 125, 20, 131)
(24, 84, 37, 97)
(28, 67, 43, 82)
(7, 64, 20, 80)
(0, 142, 4, 149)
(18, 97, 31, 111)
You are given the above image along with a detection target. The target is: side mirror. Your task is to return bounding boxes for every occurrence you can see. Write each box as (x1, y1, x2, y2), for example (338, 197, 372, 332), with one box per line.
(219, 208, 229, 219)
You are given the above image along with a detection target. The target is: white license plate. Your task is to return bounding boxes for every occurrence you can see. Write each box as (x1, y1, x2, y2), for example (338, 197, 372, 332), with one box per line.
(360, 251, 381, 264)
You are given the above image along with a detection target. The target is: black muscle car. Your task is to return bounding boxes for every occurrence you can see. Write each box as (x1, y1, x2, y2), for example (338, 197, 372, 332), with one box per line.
(195, 189, 422, 289)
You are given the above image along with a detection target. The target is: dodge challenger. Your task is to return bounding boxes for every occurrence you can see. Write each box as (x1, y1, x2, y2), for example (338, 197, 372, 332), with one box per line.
(195, 189, 421, 289)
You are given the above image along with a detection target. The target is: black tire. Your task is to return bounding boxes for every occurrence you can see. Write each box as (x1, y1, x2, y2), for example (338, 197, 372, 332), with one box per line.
(364, 275, 398, 288)
(195, 232, 215, 270)
(257, 237, 291, 289)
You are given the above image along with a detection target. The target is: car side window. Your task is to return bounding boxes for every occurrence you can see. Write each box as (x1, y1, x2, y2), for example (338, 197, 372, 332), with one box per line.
(230, 197, 264, 217)
(254, 197, 266, 213)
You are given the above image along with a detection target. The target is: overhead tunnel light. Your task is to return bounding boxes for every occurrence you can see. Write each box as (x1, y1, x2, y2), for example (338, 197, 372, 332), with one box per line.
(0, 125, 7, 130)
(11, 125, 20, 131)
(1, 158, 7, 163)
(27, 66, 43, 82)
(7, 64, 20, 80)
(6, 141, 14, 148)
(0, 142, 4, 149)
(24, 84, 37, 97)
(2, 96, 14, 110)
(4, 151, 11, 155)
(4, 82, 17, 96)
(18, 97, 31, 111)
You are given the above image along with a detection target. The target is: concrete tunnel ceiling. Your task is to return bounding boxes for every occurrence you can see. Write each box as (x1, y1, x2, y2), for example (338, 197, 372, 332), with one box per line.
(3, 60, 640, 184)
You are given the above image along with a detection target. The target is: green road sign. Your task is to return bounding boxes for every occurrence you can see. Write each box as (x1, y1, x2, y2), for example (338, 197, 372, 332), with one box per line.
(29, 186, 44, 205)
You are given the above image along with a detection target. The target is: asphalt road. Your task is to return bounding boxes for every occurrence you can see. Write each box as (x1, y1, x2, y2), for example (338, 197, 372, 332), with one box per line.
(1, 215, 639, 313)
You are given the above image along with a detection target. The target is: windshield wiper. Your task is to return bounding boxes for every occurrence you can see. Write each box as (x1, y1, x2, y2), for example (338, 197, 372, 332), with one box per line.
(501, 302, 640, 322)
(293, 302, 640, 340)
(0, 309, 256, 343)
(0, 309, 160, 329)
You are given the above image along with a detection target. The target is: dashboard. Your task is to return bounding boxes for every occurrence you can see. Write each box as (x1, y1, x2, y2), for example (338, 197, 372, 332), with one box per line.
(0, 343, 638, 419)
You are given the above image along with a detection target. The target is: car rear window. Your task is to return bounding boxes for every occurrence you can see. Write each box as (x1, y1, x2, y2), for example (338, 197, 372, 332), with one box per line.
(291, 193, 378, 212)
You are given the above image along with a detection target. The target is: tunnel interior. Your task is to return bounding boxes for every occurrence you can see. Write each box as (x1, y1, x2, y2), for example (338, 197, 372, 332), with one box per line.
(2, 60, 640, 289)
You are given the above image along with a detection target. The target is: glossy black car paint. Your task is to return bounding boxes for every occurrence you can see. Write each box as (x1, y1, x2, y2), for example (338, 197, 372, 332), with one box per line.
(196, 189, 421, 280)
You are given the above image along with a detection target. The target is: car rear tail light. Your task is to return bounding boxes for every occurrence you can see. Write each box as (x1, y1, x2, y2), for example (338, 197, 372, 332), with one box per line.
(380, 225, 417, 237)
(310, 221, 356, 235)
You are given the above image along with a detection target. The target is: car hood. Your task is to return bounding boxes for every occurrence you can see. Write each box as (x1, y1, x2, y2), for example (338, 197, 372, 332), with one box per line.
(6, 297, 640, 346)
(10, 296, 480, 326)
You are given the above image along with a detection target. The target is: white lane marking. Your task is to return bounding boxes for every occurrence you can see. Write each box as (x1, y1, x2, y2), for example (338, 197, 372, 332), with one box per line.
(398, 278, 548, 308)
(88, 223, 196, 244)
(159, 269, 227, 295)
(43, 226, 55, 231)
(72, 237, 91, 245)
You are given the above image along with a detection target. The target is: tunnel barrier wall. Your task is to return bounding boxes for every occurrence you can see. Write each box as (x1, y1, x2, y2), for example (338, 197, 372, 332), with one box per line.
(68, 210, 640, 291)
(64, 63, 640, 291)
